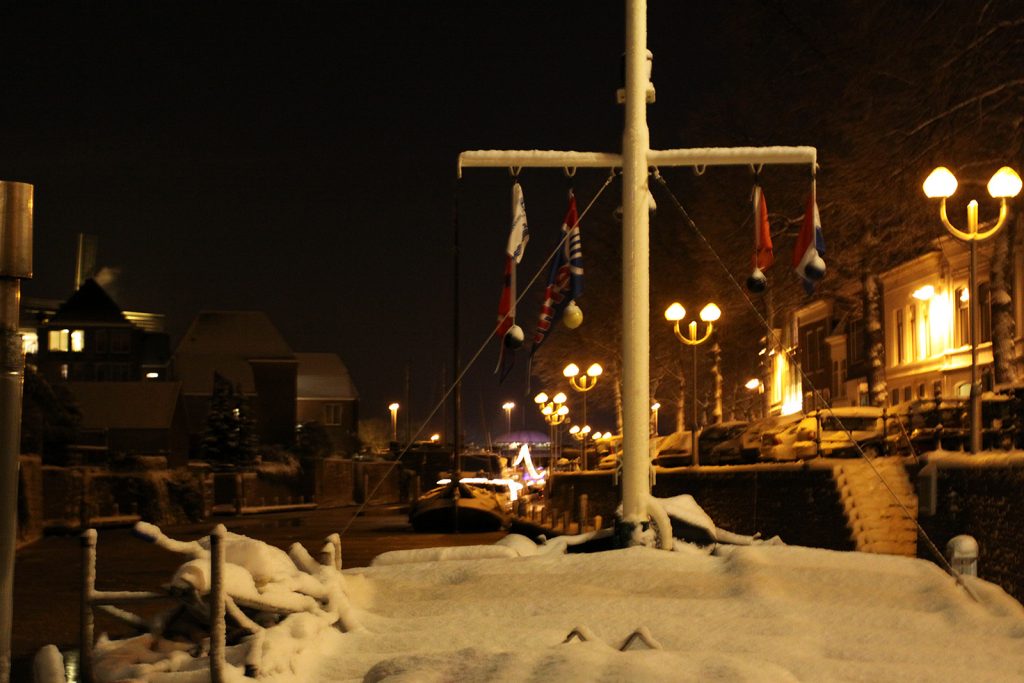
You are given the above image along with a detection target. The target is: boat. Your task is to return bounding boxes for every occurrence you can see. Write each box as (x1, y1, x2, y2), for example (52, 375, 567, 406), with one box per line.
(409, 479, 511, 533)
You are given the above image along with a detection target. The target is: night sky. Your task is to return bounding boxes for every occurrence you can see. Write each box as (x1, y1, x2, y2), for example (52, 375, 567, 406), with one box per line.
(0, 2, 836, 442)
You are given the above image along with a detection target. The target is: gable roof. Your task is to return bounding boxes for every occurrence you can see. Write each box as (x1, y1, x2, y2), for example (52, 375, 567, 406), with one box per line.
(172, 311, 295, 394)
(296, 353, 358, 400)
(49, 279, 131, 326)
(175, 311, 294, 358)
(68, 381, 182, 430)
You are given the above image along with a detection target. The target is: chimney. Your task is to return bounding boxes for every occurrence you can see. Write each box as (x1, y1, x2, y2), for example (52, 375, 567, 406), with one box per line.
(75, 233, 97, 289)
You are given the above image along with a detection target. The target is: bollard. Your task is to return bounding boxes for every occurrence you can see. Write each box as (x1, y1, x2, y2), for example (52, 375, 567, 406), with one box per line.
(947, 535, 979, 577)
(563, 510, 572, 532)
(579, 494, 589, 532)
(594, 514, 603, 530)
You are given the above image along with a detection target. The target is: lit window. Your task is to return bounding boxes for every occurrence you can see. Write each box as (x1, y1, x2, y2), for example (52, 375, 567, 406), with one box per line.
(145, 371, 159, 379)
(21, 332, 37, 355)
(70, 329, 85, 352)
(48, 329, 70, 352)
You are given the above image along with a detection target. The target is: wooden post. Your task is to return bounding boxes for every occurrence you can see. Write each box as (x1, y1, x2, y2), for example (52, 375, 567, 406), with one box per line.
(210, 525, 226, 683)
(79, 529, 97, 683)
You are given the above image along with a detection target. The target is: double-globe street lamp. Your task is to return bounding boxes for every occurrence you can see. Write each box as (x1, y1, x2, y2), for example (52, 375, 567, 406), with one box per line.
(563, 362, 602, 469)
(664, 302, 722, 466)
(535, 392, 569, 470)
(923, 165, 1021, 453)
(569, 424, 592, 470)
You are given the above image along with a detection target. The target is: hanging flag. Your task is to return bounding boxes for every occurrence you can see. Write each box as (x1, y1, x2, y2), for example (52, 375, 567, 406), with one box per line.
(495, 182, 529, 377)
(531, 191, 583, 356)
(747, 184, 773, 292)
(753, 185, 773, 270)
(793, 186, 826, 294)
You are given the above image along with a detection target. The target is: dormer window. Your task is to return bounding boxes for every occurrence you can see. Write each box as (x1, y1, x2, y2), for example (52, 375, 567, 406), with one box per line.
(48, 328, 85, 352)
(48, 329, 69, 352)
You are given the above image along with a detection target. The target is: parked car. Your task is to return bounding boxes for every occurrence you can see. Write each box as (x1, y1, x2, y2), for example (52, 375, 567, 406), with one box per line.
(758, 414, 806, 462)
(769, 407, 886, 460)
(700, 421, 750, 465)
(889, 399, 967, 454)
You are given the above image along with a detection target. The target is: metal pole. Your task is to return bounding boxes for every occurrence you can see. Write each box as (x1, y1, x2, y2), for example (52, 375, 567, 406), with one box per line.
(969, 237, 981, 453)
(581, 393, 588, 470)
(692, 346, 699, 466)
(209, 525, 226, 683)
(0, 181, 31, 683)
(619, 0, 651, 533)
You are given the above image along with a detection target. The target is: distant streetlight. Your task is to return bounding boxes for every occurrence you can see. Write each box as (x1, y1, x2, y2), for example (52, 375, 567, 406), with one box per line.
(665, 302, 721, 465)
(429, 433, 440, 443)
(564, 362, 602, 468)
(502, 401, 515, 435)
(923, 165, 1021, 453)
(650, 402, 661, 436)
(388, 402, 400, 442)
(568, 424, 592, 470)
(535, 392, 568, 468)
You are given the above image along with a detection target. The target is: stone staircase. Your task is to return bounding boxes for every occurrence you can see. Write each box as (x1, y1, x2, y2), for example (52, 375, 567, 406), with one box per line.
(832, 458, 918, 556)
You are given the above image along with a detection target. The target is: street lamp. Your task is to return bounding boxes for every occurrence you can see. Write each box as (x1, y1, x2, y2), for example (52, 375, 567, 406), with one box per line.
(665, 301, 722, 465)
(388, 402, 399, 442)
(563, 362, 602, 468)
(923, 165, 1021, 453)
(568, 424, 592, 470)
(650, 402, 660, 436)
(502, 401, 515, 436)
(744, 378, 761, 419)
(535, 392, 569, 469)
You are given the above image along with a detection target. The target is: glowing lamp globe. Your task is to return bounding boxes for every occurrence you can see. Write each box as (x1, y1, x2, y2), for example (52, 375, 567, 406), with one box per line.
(746, 267, 767, 293)
(563, 301, 583, 329)
(563, 363, 580, 378)
(586, 363, 603, 378)
(923, 167, 957, 199)
(504, 324, 524, 349)
(664, 303, 685, 321)
(987, 167, 1022, 199)
(699, 303, 721, 323)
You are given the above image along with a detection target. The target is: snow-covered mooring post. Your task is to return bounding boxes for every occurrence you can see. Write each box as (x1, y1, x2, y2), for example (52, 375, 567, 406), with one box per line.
(0, 181, 31, 683)
(458, 0, 816, 548)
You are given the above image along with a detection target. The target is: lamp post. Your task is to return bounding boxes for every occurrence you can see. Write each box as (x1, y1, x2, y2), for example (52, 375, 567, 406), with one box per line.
(744, 378, 761, 419)
(502, 401, 515, 436)
(923, 165, 1021, 453)
(568, 424, 592, 470)
(388, 402, 399, 443)
(535, 392, 568, 470)
(563, 362, 602, 469)
(664, 302, 722, 465)
(650, 402, 660, 436)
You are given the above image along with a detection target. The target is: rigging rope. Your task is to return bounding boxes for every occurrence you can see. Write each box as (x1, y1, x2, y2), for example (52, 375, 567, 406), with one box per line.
(651, 169, 979, 601)
(337, 170, 619, 538)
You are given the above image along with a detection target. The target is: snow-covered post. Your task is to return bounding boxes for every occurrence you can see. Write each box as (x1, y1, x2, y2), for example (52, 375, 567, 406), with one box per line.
(79, 529, 96, 683)
(209, 524, 227, 683)
(618, 0, 652, 541)
(0, 181, 30, 683)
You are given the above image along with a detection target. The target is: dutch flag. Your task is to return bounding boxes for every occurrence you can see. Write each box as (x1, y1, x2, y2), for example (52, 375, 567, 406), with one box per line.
(793, 188, 825, 294)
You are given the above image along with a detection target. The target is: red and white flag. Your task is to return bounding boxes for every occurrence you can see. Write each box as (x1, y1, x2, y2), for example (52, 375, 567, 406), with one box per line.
(752, 184, 773, 270)
(495, 182, 529, 375)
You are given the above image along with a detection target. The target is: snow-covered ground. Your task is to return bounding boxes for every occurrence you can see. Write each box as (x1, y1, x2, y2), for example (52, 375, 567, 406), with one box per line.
(77, 496, 1024, 683)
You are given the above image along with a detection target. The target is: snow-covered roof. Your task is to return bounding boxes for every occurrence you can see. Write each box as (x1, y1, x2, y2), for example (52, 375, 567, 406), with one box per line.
(295, 353, 358, 400)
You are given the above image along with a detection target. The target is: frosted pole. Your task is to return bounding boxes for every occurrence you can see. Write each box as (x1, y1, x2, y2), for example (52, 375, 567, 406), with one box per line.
(619, 0, 650, 531)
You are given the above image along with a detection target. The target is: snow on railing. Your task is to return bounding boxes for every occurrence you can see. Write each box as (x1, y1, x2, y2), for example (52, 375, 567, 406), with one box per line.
(75, 522, 358, 682)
